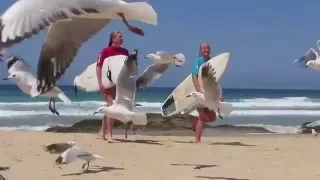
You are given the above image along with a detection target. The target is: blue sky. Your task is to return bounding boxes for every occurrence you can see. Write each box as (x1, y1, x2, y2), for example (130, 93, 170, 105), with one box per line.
(1, 0, 320, 89)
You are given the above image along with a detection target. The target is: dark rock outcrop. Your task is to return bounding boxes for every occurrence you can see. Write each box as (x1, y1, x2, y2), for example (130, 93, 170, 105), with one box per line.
(298, 121, 320, 134)
(45, 113, 199, 133)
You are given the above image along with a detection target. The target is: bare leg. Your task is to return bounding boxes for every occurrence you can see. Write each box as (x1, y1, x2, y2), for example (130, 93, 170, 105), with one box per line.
(195, 109, 205, 143)
(99, 116, 107, 140)
(106, 95, 115, 143)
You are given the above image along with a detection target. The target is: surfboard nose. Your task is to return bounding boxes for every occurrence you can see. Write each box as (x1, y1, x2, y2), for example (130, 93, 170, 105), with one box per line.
(220, 52, 230, 61)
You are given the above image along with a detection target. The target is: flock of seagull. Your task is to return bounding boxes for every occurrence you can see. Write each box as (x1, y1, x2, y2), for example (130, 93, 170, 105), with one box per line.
(3, 0, 320, 177)
(293, 39, 320, 137)
(0, 0, 158, 94)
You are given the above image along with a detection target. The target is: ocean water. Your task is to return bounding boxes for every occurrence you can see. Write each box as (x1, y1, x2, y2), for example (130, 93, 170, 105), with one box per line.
(0, 84, 320, 134)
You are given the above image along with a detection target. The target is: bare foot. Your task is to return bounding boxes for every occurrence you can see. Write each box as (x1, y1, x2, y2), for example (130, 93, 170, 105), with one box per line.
(107, 136, 113, 143)
(97, 131, 106, 140)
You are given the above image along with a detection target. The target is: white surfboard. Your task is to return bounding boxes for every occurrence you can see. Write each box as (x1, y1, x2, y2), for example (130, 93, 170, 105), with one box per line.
(161, 52, 231, 117)
(73, 55, 127, 92)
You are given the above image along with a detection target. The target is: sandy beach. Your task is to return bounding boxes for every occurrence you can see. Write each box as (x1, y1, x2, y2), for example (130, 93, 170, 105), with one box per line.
(0, 131, 319, 180)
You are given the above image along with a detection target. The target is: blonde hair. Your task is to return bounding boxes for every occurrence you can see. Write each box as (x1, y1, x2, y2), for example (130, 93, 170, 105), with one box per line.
(198, 42, 211, 56)
(108, 31, 121, 46)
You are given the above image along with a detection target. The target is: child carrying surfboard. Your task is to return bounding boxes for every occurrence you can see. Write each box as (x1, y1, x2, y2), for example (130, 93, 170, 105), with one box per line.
(191, 42, 224, 143)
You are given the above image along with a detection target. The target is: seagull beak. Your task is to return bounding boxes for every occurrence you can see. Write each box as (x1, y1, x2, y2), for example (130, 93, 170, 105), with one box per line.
(2, 77, 8, 81)
(93, 111, 98, 115)
(186, 95, 191, 98)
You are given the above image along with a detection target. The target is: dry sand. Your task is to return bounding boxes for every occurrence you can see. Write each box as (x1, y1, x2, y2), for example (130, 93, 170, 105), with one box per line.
(0, 131, 319, 180)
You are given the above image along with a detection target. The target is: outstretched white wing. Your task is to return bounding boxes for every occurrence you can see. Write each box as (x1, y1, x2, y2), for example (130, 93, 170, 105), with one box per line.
(136, 63, 170, 89)
(316, 39, 320, 51)
(114, 56, 137, 111)
(198, 63, 222, 101)
(1, 0, 157, 94)
(61, 146, 93, 164)
(294, 48, 318, 67)
(0, 0, 120, 49)
(36, 18, 110, 93)
(6, 56, 40, 97)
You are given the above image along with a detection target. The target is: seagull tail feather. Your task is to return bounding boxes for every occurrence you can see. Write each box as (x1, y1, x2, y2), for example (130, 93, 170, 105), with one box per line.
(217, 101, 233, 116)
(93, 154, 104, 159)
(131, 112, 147, 126)
(58, 92, 72, 103)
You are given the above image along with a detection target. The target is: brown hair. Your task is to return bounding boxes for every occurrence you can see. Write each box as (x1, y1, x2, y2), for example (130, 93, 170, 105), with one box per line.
(108, 31, 121, 46)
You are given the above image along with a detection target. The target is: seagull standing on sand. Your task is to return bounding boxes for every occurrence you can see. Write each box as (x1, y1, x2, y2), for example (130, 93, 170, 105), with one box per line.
(2, 56, 71, 116)
(311, 128, 318, 137)
(55, 145, 103, 171)
(294, 39, 320, 70)
(0, 0, 158, 94)
(136, 51, 186, 89)
(186, 62, 232, 119)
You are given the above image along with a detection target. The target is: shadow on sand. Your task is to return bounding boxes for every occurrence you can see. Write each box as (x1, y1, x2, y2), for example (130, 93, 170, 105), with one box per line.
(0, 167, 9, 171)
(61, 166, 124, 176)
(114, 139, 163, 145)
(196, 176, 249, 180)
(210, 142, 255, 147)
(171, 163, 218, 169)
(173, 140, 194, 144)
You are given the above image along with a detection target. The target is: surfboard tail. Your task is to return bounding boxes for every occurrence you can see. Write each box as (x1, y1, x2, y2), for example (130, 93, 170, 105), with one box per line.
(131, 112, 147, 126)
(218, 102, 233, 116)
(58, 92, 72, 103)
(173, 53, 186, 67)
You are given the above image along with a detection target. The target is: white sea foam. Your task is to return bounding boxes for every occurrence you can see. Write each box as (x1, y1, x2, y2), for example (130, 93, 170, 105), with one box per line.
(231, 97, 320, 108)
(234, 124, 300, 134)
(0, 123, 70, 131)
(0, 96, 318, 117)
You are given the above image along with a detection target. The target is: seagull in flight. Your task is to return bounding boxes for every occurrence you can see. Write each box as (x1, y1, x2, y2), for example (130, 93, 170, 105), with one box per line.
(186, 54, 232, 119)
(0, 0, 158, 94)
(94, 49, 147, 140)
(294, 39, 320, 70)
(94, 49, 177, 140)
(55, 144, 103, 172)
(136, 51, 185, 89)
(2, 55, 71, 116)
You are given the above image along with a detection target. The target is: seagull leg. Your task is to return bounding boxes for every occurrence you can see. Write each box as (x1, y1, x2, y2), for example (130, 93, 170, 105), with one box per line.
(125, 123, 129, 139)
(52, 98, 60, 116)
(82, 163, 86, 169)
(87, 161, 90, 170)
(217, 108, 223, 120)
(132, 122, 136, 135)
(48, 98, 55, 115)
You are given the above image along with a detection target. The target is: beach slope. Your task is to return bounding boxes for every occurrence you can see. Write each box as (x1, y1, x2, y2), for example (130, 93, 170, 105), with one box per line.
(0, 131, 319, 180)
